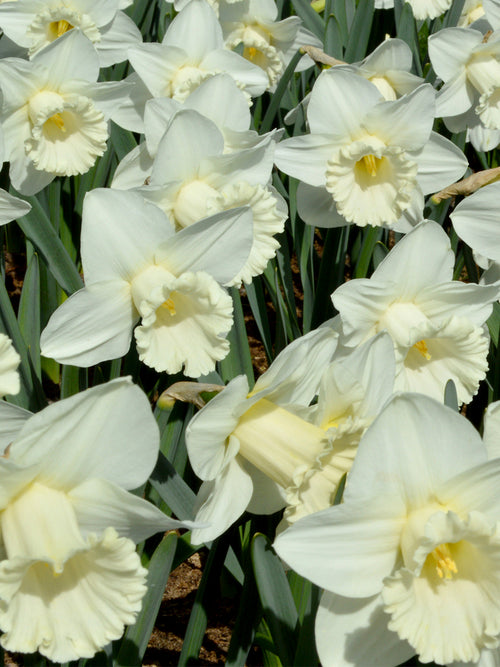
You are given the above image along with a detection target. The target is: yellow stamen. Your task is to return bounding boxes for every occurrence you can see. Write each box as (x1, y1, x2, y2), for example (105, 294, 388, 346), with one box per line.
(56, 19, 73, 37)
(430, 544, 458, 580)
(362, 154, 378, 177)
(243, 46, 259, 62)
(413, 340, 431, 360)
(161, 298, 176, 315)
(48, 112, 66, 132)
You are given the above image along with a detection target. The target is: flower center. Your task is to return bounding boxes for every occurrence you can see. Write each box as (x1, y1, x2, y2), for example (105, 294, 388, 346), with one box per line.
(161, 298, 176, 315)
(360, 154, 381, 177)
(49, 19, 74, 38)
(429, 543, 458, 580)
(46, 112, 67, 133)
(413, 339, 431, 360)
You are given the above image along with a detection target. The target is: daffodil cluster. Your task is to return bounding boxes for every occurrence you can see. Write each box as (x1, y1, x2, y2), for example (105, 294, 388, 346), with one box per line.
(3, 0, 500, 665)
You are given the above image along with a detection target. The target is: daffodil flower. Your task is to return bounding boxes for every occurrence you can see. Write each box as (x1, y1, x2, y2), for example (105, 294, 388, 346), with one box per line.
(219, 0, 322, 90)
(40, 189, 254, 376)
(0, 0, 141, 66)
(185, 329, 397, 542)
(112, 73, 276, 189)
(0, 116, 31, 223)
(275, 71, 467, 230)
(185, 324, 339, 543)
(274, 392, 500, 666)
(128, 0, 268, 104)
(128, 109, 286, 286)
(0, 377, 193, 662)
(429, 27, 500, 151)
(0, 30, 137, 195)
(331, 220, 499, 404)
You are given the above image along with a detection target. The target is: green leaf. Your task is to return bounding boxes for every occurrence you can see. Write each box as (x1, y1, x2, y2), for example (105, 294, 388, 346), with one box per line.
(0, 276, 45, 411)
(17, 252, 41, 380)
(251, 534, 299, 667)
(344, 0, 374, 62)
(178, 536, 231, 666)
(244, 279, 274, 361)
(260, 49, 305, 133)
(219, 287, 254, 385)
(227, 568, 262, 667)
(149, 451, 197, 521)
(291, 0, 325, 39)
(354, 226, 383, 278)
(488, 302, 500, 347)
(115, 532, 178, 666)
(14, 194, 83, 295)
(372, 241, 389, 269)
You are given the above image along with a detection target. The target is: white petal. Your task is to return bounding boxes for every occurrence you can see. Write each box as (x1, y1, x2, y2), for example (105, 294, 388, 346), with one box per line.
(163, 0, 223, 56)
(33, 29, 100, 86)
(191, 457, 253, 543)
(273, 498, 404, 597)
(371, 220, 454, 294)
(111, 142, 153, 189)
(345, 393, 487, 510)
(70, 478, 189, 543)
(40, 280, 135, 367)
(0, 333, 20, 397)
(315, 590, 415, 667)
(244, 460, 287, 514)
(307, 69, 382, 139)
(428, 27, 483, 81)
(0, 189, 31, 226)
(365, 84, 435, 151)
(415, 132, 468, 194)
(273, 133, 336, 186)
(10, 378, 160, 491)
(0, 401, 32, 452)
(96, 11, 142, 67)
(156, 207, 254, 285)
(296, 182, 347, 228)
(81, 189, 173, 284)
(483, 401, 500, 460)
(452, 181, 500, 264)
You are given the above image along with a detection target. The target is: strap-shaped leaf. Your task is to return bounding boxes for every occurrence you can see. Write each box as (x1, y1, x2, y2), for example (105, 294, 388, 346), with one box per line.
(251, 534, 298, 667)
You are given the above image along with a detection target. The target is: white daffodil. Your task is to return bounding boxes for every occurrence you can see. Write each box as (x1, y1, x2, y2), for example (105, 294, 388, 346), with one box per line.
(274, 392, 500, 666)
(112, 74, 275, 190)
(40, 189, 254, 376)
(0, 377, 193, 662)
(0, 30, 136, 195)
(185, 324, 339, 543)
(332, 220, 499, 404)
(275, 71, 467, 230)
(185, 329, 398, 542)
(0, 0, 141, 66)
(0, 334, 20, 397)
(128, 0, 268, 104)
(219, 0, 322, 90)
(429, 27, 500, 151)
(130, 109, 286, 285)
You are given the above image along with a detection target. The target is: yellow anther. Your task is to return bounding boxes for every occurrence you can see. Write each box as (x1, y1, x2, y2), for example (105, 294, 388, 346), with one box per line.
(56, 19, 73, 37)
(362, 154, 378, 177)
(162, 298, 176, 315)
(430, 544, 458, 580)
(243, 46, 260, 62)
(48, 112, 66, 132)
(413, 340, 431, 360)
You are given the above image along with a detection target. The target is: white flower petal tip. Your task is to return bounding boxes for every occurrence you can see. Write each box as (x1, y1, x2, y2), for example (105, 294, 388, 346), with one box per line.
(0, 334, 20, 398)
(132, 267, 233, 377)
(0, 190, 31, 226)
(0, 527, 147, 663)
